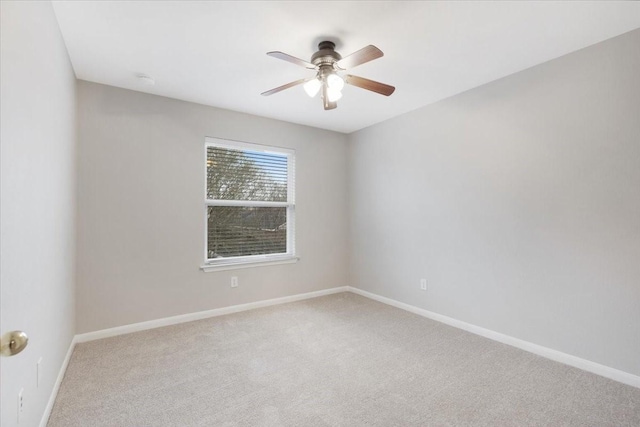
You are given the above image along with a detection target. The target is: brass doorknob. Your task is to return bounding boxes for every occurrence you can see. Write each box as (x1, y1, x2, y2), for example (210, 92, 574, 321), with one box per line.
(0, 331, 28, 357)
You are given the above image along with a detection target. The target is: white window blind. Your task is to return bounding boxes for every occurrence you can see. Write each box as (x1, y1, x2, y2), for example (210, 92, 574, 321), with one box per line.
(204, 138, 295, 267)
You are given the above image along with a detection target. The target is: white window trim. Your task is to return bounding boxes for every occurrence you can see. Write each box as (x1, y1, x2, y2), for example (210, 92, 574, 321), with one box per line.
(200, 255, 299, 272)
(201, 137, 297, 271)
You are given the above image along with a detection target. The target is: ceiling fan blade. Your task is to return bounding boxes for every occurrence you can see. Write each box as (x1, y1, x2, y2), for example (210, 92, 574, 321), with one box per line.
(345, 75, 395, 96)
(261, 78, 312, 96)
(336, 45, 383, 70)
(267, 51, 316, 69)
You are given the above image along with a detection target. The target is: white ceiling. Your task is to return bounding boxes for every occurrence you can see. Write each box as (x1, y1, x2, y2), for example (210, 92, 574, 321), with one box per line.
(52, 1, 640, 134)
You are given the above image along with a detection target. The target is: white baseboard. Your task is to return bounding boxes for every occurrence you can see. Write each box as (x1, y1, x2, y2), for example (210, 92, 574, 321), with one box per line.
(347, 286, 640, 389)
(40, 335, 78, 427)
(75, 286, 349, 343)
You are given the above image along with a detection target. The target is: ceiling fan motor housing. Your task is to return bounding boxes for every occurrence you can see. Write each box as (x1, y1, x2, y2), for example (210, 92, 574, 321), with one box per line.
(311, 41, 342, 71)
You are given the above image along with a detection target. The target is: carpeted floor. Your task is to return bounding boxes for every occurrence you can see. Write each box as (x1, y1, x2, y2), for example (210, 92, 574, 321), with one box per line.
(48, 292, 640, 426)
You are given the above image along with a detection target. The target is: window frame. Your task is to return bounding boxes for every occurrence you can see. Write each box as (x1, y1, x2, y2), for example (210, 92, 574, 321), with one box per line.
(201, 137, 297, 272)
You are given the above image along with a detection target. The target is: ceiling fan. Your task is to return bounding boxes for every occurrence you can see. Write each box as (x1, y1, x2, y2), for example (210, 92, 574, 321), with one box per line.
(261, 41, 395, 110)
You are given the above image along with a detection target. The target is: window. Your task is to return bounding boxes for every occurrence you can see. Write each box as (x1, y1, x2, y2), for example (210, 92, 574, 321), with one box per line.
(201, 137, 296, 271)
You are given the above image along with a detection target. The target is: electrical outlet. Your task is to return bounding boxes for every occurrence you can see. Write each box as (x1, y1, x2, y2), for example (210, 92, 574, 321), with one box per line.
(420, 279, 427, 291)
(18, 387, 24, 424)
(231, 276, 238, 288)
(37, 357, 43, 388)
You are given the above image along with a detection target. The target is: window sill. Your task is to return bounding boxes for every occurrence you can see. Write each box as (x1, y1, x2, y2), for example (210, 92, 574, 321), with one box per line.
(200, 256, 299, 272)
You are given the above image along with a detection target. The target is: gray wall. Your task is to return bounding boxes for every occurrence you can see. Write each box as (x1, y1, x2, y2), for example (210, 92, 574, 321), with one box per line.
(0, 2, 77, 426)
(348, 29, 640, 376)
(76, 81, 349, 333)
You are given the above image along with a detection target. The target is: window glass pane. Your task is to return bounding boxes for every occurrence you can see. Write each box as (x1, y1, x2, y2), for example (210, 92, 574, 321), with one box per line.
(207, 206, 287, 259)
(207, 147, 288, 202)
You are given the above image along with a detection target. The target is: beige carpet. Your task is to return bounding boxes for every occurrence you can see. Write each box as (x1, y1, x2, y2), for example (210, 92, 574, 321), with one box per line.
(48, 292, 640, 426)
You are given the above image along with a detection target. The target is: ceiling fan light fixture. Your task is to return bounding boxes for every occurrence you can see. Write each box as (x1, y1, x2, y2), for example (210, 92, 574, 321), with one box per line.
(326, 87, 343, 103)
(326, 73, 344, 91)
(303, 78, 322, 97)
